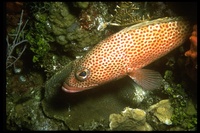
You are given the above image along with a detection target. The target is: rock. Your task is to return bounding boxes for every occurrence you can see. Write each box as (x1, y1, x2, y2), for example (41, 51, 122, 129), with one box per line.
(147, 99, 173, 125)
(109, 107, 152, 131)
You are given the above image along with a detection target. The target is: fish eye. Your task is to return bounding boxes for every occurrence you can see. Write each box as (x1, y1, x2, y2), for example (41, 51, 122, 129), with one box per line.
(75, 68, 90, 82)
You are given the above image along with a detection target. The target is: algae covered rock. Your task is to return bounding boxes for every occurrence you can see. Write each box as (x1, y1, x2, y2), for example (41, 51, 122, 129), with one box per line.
(49, 2, 76, 30)
(109, 107, 152, 131)
(6, 71, 67, 130)
(147, 99, 173, 125)
(73, 2, 89, 9)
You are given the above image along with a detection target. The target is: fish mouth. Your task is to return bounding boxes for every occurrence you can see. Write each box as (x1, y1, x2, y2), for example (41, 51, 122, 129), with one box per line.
(62, 82, 99, 93)
(62, 82, 84, 93)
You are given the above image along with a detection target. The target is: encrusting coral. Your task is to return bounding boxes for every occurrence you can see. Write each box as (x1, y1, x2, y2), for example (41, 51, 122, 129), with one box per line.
(184, 24, 197, 68)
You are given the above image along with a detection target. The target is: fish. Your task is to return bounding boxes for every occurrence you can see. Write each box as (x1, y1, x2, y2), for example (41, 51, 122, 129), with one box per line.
(62, 17, 191, 93)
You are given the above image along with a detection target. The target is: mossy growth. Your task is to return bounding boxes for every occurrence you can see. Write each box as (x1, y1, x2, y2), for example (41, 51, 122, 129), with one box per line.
(25, 12, 54, 63)
(162, 70, 197, 130)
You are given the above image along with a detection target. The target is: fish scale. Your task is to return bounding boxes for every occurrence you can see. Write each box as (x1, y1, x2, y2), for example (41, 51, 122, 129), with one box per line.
(62, 17, 191, 93)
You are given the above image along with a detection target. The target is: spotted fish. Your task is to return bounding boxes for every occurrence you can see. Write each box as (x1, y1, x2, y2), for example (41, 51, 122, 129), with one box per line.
(62, 17, 191, 93)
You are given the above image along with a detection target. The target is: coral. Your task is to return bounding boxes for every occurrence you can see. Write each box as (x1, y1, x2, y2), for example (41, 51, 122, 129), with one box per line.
(79, 2, 111, 31)
(79, 119, 106, 131)
(6, 10, 28, 69)
(40, 53, 71, 79)
(184, 24, 197, 82)
(147, 99, 173, 125)
(47, 2, 103, 58)
(24, 2, 109, 69)
(64, 28, 104, 57)
(171, 100, 197, 130)
(48, 2, 76, 30)
(73, 2, 89, 9)
(162, 70, 197, 130)
(109, 107, 152, 131)
(25, 11, 53, 63)
(101, 2, 176, 29)
(25, 2, 51, 14)
(111, 2, 150, 26)
(132, 83, 149, 104)
(6, 79, 67, 130)
(184, 24, 197, 68)
(25, 2, 77, 64)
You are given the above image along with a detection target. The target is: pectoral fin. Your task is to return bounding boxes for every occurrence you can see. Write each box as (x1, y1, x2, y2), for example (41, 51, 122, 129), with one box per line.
(128, 69, 163, 90)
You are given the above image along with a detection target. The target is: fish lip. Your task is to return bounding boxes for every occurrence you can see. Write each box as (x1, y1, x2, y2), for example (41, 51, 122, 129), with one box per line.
(62, 82, 83, 93)
(62, 82, 99, 93)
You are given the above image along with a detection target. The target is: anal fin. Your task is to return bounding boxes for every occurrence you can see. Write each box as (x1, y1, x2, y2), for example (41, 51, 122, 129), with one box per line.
(128, 69, 163, 90)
